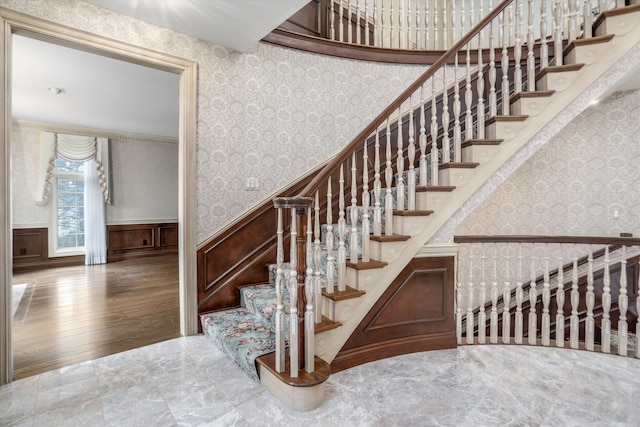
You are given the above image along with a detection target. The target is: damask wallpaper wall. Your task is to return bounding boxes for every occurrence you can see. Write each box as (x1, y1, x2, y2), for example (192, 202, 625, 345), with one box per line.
(455, 89, 640, 238)
(0, 0, 426, 243)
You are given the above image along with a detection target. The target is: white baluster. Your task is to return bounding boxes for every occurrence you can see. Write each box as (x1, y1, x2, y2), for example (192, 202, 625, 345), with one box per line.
(380, 1, 386, 47)
(348, 0, 353, 44)
(460, 1, 466, 48)
(453, 54, 461, 163)
(419, 85, 428, 186)
(373, 0, 379, 46)
(365, 0, 370, 46)
(457, 248, 464, 345)
(339, 1, 345, 42)
(275, 208, 285, 372)
(553, 0, 563, 66)
(542, 245, 551, 346)
(424, 0, 431, 50)
(442, 0, 449, 50)
(396, 108, 405, 211)
(464, 43, 473, 141)
(325, 178, 335, 294)
(528, 257, 538, 345)
(356, 0, 362, 45)
(313, 192, 322, 325)
(618, 245, 628, 356)
(289, 208, 299, 378)
(501, 9, 511, 116)
(305, 207, 315, 373)
(540, 0, 549, 69)
(490, 244, 499, 344)
(502, 244, 511, 344)
(476, 39, 486, 139)
(466, 250, 475, 345)
(555, 250, 565, 348)
(515, 244, 524, 344)
(430, 78, 440, 185)
(570, 245, 579, 349)
(568, 0, 578, 42)
(373, 132, 382, 236)
(441, 70, 450, 164)
(601, 246, 611, 354)
(338, 165, 347, 292)
(585, 246, 595, 351)
(407, 0, 412, 50)
(478, 244, 487, 344)
(385, 120, 394, 235)
(527, 0, 536, 92)
(433, 0, 439, 50)
(390, 1, 395, 48)
(448, 0, 455, 49)
(583, 0, 593, 39)
(399, 0, 405, 49)
(350, 153, 359, 263)
(362, 141, 371, 262)
(407, 98, 416, 210)
(489, 14, 498, 117)
(330, 0, 335, 41)
(415, 0, 420, 50)
(509, 1, 516, 45)
(514, 0, 523, 94)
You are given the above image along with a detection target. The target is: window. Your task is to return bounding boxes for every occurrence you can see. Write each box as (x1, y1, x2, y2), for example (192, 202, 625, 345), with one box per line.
(49, 157, 85, 256)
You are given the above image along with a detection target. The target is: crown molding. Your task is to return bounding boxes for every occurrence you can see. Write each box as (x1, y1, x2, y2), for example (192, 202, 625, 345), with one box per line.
(12, 119, 179, 145)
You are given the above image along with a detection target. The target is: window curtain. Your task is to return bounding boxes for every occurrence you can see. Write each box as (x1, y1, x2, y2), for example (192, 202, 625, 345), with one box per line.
(84, 158, 107, 265)
(35, 132, 110, 265)
(36, 132, 110, 206)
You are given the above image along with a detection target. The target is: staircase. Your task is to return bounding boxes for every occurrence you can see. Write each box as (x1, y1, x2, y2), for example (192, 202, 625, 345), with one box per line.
(199, 1, 640, 411)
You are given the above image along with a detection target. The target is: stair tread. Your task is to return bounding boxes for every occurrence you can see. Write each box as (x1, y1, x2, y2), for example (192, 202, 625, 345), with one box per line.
(511, 91, 555, 101)
(346, 259, 387, 270)
(416, 185, 456, 192)
(564, 34, 614, 54)
(322, 285, 366, 301)
(370, 234, 411, 242)
(315, 315, 343, 333)
(393, 209, 434, 216)
(594, 3, 640, 30)
(461, 139, 503, 148)
(485, 115, 528, 124)
(439, 162, 479, 170)
(536, 64, 585, 80)
(256, 353, 331, 387)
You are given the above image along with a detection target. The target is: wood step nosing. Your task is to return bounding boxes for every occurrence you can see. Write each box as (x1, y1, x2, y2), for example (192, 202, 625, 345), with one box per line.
(370, 234, 411, 242)
(322, 285, 366, 301)
(510, 90, 555, 102)
(393, 209, 434, 216)
(536, 63, 585, 81)
(415, 185, 456, 192)
(439, 162, 480, 170)
(485, 115, 529, 125)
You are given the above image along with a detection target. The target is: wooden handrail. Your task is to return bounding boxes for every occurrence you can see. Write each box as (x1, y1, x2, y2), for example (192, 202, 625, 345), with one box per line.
(454, 235, 640, 246)
(297, 0, 514, 199)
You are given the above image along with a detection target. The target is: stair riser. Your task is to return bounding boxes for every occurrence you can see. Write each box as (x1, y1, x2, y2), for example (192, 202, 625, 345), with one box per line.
(322, 298, 359, 323)
(392, 215, 432, 236)
(417, 191, 452, 211)
(370, 240, 408, 263)
(595, 10, 640, 37)
(346, 267, 386, 292)
(438, 168, 475, 187)
(461, 145, 501, 163)
(536, 69, 584, 92)
(565, 42, 611, 66)
(485, 120, 527, 140)
(511, 96, 555, 117)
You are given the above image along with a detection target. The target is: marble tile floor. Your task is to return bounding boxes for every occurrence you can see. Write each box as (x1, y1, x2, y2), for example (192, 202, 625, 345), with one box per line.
(2, 335, 639, 427)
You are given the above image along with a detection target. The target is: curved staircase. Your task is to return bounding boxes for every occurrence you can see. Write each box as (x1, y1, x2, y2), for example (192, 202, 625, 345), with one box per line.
(199, 1, 640, 411)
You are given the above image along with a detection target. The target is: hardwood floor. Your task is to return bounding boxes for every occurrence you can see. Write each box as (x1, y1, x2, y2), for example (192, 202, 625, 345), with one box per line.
(11, 255, 180, 380)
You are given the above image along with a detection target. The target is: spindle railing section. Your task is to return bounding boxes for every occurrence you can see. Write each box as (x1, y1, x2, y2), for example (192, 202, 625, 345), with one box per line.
(269, 0, 628, 379)
(454, 236, 640, 358)
(324, 0, 625, 50)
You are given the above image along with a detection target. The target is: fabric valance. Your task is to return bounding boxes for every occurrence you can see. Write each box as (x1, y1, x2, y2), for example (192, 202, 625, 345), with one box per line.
(35, 132, 110, 205)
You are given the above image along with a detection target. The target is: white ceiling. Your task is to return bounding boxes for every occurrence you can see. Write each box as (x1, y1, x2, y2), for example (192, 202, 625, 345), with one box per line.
(11, 0, 308, 138)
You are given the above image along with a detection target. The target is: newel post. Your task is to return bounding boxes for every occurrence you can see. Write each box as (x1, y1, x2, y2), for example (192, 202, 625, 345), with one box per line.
(273, 196, 314, 377)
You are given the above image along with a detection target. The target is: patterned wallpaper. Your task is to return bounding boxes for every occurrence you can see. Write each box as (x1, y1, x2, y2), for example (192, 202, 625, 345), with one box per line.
(455, 88, 640, 238)
(0, 0, 426, 242)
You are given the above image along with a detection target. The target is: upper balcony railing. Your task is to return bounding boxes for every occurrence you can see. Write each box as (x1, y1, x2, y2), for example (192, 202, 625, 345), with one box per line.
(278, 0, 625, 52)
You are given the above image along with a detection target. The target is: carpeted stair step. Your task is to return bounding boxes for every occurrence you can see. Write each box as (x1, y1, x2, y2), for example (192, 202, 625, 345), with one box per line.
(201, 307, 275, 381)
(240, 283, 290, 334)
